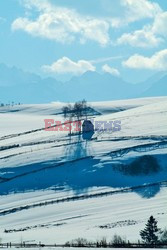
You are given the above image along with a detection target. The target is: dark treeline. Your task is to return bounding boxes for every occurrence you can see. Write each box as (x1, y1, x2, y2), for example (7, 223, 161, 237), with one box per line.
(0, 241, 167, 249)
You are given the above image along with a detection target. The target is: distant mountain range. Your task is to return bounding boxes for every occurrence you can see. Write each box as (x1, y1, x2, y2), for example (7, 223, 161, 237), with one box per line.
(0, 63, 166, 104)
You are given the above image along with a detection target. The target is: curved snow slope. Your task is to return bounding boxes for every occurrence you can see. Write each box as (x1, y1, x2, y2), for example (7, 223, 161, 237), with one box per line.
(0, 97, 167, 244)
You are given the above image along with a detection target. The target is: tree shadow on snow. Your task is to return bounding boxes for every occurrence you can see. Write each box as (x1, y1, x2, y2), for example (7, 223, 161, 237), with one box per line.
(0, 136, 166, 199)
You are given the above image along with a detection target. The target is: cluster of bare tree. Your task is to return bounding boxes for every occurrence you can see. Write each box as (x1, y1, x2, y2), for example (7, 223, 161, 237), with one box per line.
(62, 99, 90, 134)
(62, 99, 88, 121)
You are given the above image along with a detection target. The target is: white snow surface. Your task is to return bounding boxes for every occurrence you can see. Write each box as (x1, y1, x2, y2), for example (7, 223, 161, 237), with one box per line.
(0, 97, 167, 244)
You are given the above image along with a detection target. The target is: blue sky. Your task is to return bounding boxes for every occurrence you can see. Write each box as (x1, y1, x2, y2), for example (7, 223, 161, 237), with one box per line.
(0, 0, 167, 83)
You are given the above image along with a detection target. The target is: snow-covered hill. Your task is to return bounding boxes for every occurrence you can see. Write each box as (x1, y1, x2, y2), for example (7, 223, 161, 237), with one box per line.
(0, 97, 167, 244)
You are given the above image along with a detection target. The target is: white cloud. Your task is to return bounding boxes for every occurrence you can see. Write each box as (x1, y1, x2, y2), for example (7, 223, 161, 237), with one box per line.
(20, 0, 51, 11)
(117, 6, 167, 48)
(102, 64, 120, 76)
(12, 0, 165, 48)
(121, 0, 161, 23)
(123, 49, 167, 71)
(111, 0, 162, 27)
(152, 11, 167, 37)
(42, 57, 96, 75)
(117, 27, 162, 48)
(12, 0, 110, 46)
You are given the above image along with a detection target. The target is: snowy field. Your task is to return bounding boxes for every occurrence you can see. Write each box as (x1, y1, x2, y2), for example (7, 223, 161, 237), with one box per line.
(0, 97, 167, 244)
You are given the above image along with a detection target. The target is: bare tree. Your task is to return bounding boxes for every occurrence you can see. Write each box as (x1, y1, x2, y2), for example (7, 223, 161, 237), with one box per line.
(73, 99, 88, 121)
(62, 104, 73, 135)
